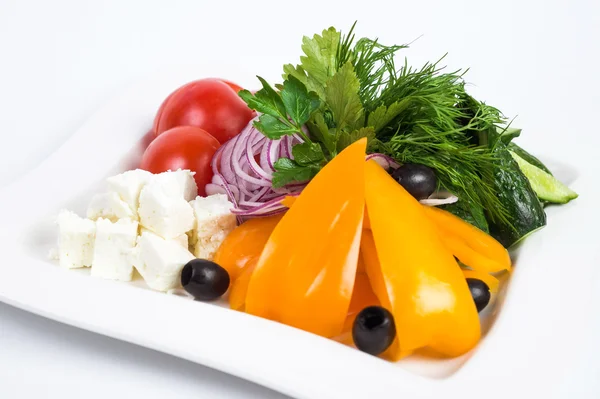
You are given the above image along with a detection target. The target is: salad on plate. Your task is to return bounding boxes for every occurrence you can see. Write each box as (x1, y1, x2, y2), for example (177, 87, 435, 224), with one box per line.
(52, 24, 578, 362)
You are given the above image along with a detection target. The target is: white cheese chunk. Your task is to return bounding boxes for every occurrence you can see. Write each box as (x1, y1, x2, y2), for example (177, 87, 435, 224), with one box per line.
(106, 169, 154, 218)
(190, 194, 236, 260)
(138, 172, 196, 239)
(91, 217, 138, 281)
(139, 226, 188, 249)
(57, 210, 96, 269)
(153, 169, 198, 201)
(86, 193, 118, 222)
(133, 230, 195, 292)
(108, 192, 136, 220)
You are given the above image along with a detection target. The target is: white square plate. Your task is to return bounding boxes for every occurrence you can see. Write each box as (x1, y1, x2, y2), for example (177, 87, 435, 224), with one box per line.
(0, 69, 597, 399)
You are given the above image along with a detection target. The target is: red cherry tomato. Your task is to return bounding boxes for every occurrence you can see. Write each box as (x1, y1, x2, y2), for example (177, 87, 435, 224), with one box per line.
(221, 79, 243, 93)
(139, 126, 220, 196)
(152, 78, 254, 144)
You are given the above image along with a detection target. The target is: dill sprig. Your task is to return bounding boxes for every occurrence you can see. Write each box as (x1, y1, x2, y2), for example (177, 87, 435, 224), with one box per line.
(336, 25, 512, 225)
(337, 24, 408, 106)
(386, 107, 511, 226)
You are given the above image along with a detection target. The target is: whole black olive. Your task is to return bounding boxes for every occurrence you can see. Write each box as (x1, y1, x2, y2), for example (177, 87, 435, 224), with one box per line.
(352, 306, 396, 356)
(391, 164, 437, 200)
(181, 259, 230, 301)
(467, 278, 491, 312)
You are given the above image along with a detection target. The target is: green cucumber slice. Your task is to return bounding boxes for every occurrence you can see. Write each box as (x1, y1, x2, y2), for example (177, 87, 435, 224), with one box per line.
(510, 151, 578, 204)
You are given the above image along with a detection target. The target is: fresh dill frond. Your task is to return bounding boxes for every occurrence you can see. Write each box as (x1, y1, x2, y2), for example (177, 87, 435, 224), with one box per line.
(352, 38, 407, 107)
(387, 110, 512, 227)
(353, 45, 513, 226)
(336, 21, 357, 68)
(337, 24, 408, 106)
(373, 57, 466, 130)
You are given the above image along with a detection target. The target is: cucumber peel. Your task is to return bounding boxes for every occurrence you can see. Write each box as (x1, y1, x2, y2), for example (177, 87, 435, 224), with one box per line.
(510, 151, 578, 204)
(508, 143, 553, 175)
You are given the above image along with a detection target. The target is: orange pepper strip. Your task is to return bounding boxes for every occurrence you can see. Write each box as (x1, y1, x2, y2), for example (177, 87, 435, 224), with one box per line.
(229, 257, 258, 311)
(360, 229, 408, 359)
(213, 214, 283, 280)
(346, 260, 379, 320)
(364, 160, 481, 359)
(333, 257, 380, 346)
(461, 269, 500, 294)
(245, 139, 367, 338)
(439, 233, 508, 273)
(423, 206, 511, 271)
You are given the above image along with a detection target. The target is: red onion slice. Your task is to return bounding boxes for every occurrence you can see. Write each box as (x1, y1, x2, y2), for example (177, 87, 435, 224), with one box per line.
(419, 191, 458, 206)
(208, 118, 308, 219)
(366, 153, 401, 170)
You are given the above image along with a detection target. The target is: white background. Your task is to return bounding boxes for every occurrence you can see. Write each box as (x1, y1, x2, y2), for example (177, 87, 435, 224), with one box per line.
(0, 0, 599, 398)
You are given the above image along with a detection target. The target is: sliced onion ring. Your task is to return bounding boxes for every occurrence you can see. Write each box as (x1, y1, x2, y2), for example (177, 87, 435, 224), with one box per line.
(419, 191, 458, 206)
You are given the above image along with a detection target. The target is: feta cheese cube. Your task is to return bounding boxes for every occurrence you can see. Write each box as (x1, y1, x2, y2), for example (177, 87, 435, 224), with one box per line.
(134, 230, 194, 292)
(152, 169, 198, 201)
(86, 193, 118, 221)
(91, 218, 138, 281)
(106, 169, 154, 217)
(57, 210, 96, 269)
(108, 192, 136, 220)
(139, 226, 188, 249)
(190, 194, 236, 260)
(138, 173, 196, 239)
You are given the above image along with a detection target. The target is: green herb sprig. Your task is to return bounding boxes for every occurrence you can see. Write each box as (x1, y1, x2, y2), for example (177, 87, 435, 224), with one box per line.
(239, 23, 516, 225)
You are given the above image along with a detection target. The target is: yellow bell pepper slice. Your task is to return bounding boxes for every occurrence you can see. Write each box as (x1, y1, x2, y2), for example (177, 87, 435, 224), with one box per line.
(438, 233, 508, 273)
(333, 255, 380, 346)
(213, 214, 283, 281)
(245, 139, 367, 338)
(424, 206, 511, 272)
(229, 257, 257, 311)
(363, 160, 481, 359)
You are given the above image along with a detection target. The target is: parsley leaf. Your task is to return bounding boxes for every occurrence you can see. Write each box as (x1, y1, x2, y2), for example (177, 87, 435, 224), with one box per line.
(337, 127, 375, 152)
(239, 76, 320, 142)
(254, 114, 297, 139)
(300, 27, 340, 86)
(281, 76, 321, 126)
(367, 100, 410, 132)
(291, 142, 326, 165)
(272, 158, 321, 188)
(306, 112, 336, 155)
(283, 64, 324, 99)
(324, 62, 363, 131)
(239, 77, 286, 118)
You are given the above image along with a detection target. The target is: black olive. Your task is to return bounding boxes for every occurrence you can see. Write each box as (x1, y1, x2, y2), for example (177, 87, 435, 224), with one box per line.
(181, 259, 230, 301)
(352, 306, 396, 356)
(467, 278, 491, 312)
(391, 164, 437, 200)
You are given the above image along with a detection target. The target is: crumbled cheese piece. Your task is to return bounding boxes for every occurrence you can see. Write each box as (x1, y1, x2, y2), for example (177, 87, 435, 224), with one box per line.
(91, 217, 138, 281)
(189, 194, 236, 259)
(153, 169, 198, 201)
(57, 210, 96, 269)
(86, 193, 118, 222)
(133, 230, 195, 292)
(108, 191, 136, 220)
(106, 169, 154, 218)
(138, 171, 196, 239)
